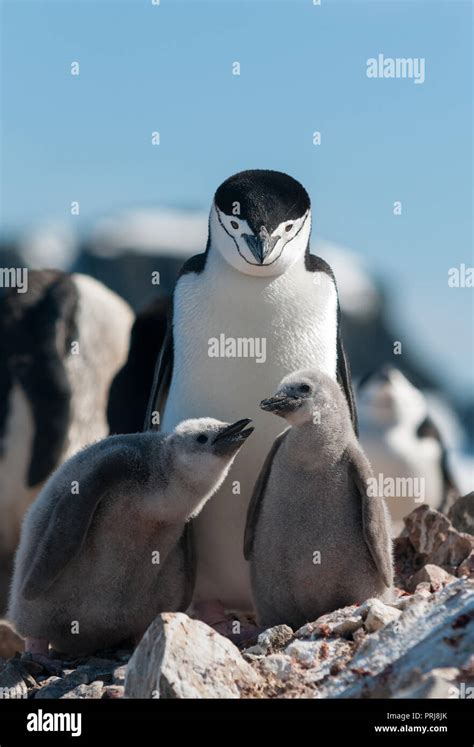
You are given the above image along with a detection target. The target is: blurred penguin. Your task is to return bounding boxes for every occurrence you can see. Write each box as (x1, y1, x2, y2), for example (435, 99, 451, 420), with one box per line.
(358, 366, 459, 534)
(0, 270, 133, 609)
(107, 297, 169, 435)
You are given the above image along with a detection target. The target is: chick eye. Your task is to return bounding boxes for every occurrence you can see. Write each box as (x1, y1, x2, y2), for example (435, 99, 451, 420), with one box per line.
(230, 220, 239, 230)
(299, 384, 310, 393)
(285, 223, 293, 232)
(196, 434, 208, 444)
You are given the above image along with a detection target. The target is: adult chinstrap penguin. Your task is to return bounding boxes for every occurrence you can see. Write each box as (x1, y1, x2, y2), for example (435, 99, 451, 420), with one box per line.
(0, 270, 133, 611)
(358, 366, 460, 534)
(147, 169, 357, 613)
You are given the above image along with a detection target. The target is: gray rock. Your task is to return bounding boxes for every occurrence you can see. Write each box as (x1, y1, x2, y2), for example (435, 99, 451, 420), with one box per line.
(393, 587, 432, 610)
(75, 659, 115, 684)
(296, 604, 363, 640)
(457, 551, 474, 579)
(449, 492, 474, 535)
(124, 613, 260, 699)
(34, 669, 91, 698)
(61, 681, 105, 699)
(102, 685, 125, 699)
(333, 616, 365, 637)
(0, 659, 31, 699)
(285, 640, 321, 667)
(395, 668, 460, 699)
(363, 599, 402, 633)
(404, 506, 472, 569)
(256, 625, 293, 654)
(408, 564, 457, 592)
(317, 579, 474, 698)
(112, 664, 127, 686)
(258, 654, 293, 681)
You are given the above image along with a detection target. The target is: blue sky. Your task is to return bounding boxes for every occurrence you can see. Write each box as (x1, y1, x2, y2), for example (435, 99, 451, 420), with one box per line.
(1, 0, 472, 397)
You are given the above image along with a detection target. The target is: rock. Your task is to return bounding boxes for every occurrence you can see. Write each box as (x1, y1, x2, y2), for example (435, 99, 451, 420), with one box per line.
(333, 617, 365, 637)
(124, 613, 260, 699)
(75, 659, 115, 683)
(115, 649, 133, 662)
(394, 586, 432, 610)
(256, 625, 293, 654)
(34, 669, 92, 698)
(363, 599, 402, 633)
(395, 668, 460, 699)
(404, 505, 472, 569)
(449, 492, 474, 535)
(296, 604, 363, 640)
(241, 645, 265, 657)
(408, 564, 457, 593)
(112, 664, 127, 685)
(61, 681, 105, 699)
(457, 551, 474, 579)
(413, 582, 431, 594)
(315, 579, 474, 698)
(0, 658, 32, 699)
(285, 640, 321, 667)
(393, 535, 422, 588)
(102, 685, 124, 699)
(258, 654, 293, 681)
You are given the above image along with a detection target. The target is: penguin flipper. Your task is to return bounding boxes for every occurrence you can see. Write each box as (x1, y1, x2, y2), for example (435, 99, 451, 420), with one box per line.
(304, 251, 358, 435)
(243, 429, 289, 560)
(346, 442, 393, 588)
(416, 415, 460, 513)
(144, 317, 173, 431)
(337, 332, 358, 436)
(21, 444, 144, 600)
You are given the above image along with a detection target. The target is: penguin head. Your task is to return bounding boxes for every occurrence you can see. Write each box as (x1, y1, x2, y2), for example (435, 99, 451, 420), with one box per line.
(357, 366, 427, 429)
(168, 416, 254, 479)
(260, 368, 350, 431)
(210, 170, 311, 277)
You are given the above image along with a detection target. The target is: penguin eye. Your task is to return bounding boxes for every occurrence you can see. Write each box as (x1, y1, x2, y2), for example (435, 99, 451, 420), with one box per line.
(196, 434, 208, 444)
(299, 384, 311, 393)
(230, 220, 239, 230)
(285, 224, 293, 232)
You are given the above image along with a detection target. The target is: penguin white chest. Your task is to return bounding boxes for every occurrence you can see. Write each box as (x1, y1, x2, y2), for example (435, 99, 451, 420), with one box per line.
(162, 257, 338, 609)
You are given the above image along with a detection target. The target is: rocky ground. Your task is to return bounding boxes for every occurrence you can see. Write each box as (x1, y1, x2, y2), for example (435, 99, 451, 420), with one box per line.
(1, 498, 473, 700)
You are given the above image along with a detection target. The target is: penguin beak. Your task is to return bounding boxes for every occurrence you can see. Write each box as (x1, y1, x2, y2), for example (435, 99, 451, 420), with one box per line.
(243, 226, 279, 264)
(213, 418, 254, 454)
(260, 394, 304, 417)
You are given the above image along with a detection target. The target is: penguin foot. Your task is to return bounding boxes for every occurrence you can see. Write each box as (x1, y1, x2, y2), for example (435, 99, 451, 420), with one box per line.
(192, 599, 234, 634)
(23, 638, 63, 675)
(227, 625, 265, 649)
(25, 636, 49, 656)
(193, 601, 262, 646)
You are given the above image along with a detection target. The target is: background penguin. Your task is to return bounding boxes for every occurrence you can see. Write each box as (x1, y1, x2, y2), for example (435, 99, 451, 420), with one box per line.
(107, 297, 169, 435)
(244, 369, 393, 631)
(358, 366, 460, 534)
(8, 417, 253, 657)
(0, 270, 133, 611)
(147, 169, 357, 616)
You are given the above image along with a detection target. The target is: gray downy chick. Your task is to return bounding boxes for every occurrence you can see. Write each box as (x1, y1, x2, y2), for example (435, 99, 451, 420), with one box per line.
(244, 369, 393, 630)
(9, 417, 253, 656)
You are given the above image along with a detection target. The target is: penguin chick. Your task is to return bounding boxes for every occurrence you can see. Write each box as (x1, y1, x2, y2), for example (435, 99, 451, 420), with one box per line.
(244, 369, 393, 630)
(9, 417, 253, 656)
